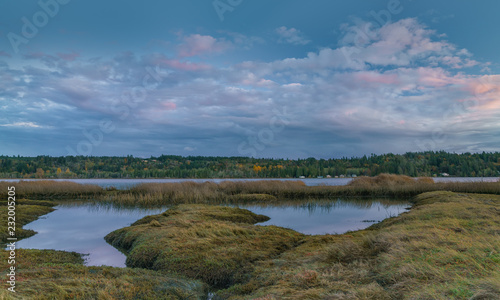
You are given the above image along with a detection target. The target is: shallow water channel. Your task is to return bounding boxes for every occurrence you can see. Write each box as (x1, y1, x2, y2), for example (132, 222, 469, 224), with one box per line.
(17, 199, 410, 267)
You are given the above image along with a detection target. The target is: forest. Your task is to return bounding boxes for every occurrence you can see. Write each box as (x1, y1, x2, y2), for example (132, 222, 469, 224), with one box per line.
(0, 151, 499, 179)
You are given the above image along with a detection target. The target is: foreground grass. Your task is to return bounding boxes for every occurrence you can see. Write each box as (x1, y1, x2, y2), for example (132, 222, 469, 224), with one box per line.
(215, 191, 500, 299)
(0, 249, 206, 299)
(0, 198, 207, 299)
(105, 205, 304, 289)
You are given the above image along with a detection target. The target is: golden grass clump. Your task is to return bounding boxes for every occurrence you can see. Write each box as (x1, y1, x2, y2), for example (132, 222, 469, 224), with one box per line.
(416, 177, 435, 184)
(348, 173, 416, 187)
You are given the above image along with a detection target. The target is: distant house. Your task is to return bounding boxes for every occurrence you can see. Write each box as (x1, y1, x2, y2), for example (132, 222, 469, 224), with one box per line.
(351, 174, 357, 178)
(440, 173, 450, 177)
(339, 174, 345, 178)
(326, 175, 332, 178)
(299, 176, 306, 179)
(317, 176, 323, 179)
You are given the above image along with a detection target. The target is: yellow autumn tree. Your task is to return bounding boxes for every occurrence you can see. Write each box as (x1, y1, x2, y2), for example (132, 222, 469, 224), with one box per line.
(253, 165, 262, 173)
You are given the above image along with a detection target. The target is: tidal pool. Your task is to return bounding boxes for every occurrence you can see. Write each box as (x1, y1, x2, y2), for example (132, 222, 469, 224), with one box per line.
(16, 203, 168, 267)
(17, 199, 409, 267)
(234, 200, 409, 235)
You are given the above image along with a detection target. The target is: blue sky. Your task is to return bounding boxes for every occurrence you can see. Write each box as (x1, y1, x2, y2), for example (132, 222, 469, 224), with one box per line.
(1, 0, 499, 158)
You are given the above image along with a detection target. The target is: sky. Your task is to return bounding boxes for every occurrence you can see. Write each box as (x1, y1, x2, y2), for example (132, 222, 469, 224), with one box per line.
(0, 0, 499, 159)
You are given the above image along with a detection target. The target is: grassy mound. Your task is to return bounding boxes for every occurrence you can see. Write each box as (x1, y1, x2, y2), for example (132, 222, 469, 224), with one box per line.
(348, 173, 427, 187)
(105, 204, 304, 288)
(216, 191, 500, 299)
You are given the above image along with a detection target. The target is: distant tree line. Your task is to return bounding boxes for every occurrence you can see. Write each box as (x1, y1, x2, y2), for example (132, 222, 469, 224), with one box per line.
(0, 151, 499, 179)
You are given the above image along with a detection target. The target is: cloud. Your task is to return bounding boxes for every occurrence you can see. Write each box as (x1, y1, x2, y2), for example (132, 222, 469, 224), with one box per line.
(275, 26, 310, 45)
(178, 34, 231, 57)
(336, 18, 481, 69)
(153, 56, 211, 71)
(1, 18, 498, 158)
(0, 122, 45, 128)
(219, 31, 266, 49)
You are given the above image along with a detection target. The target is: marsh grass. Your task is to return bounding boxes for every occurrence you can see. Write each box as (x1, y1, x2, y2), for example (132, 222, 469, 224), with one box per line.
(0, 180, 104, 200)
(2, 175, 500, 206)
(94, 175, 500, 206)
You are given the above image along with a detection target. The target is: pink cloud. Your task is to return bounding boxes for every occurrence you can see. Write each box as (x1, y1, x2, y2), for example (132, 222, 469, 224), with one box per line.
(354, 71, 399, 85)
(155, 57, 211, 71)
(416, 67, 460, 87)
(178, 34, 231, 57)
(0, 51, 11, 57)
(466, 75, 500, 111)
(161, 101, 177, 110)
(344, 109, 358, 116)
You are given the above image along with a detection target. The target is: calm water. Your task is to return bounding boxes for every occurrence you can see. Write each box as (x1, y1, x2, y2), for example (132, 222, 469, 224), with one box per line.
(16, 204, 167, 267)
(234, 200, 409, 235)
(1, 177, 498, 189)
(16, 199, 409, 267)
